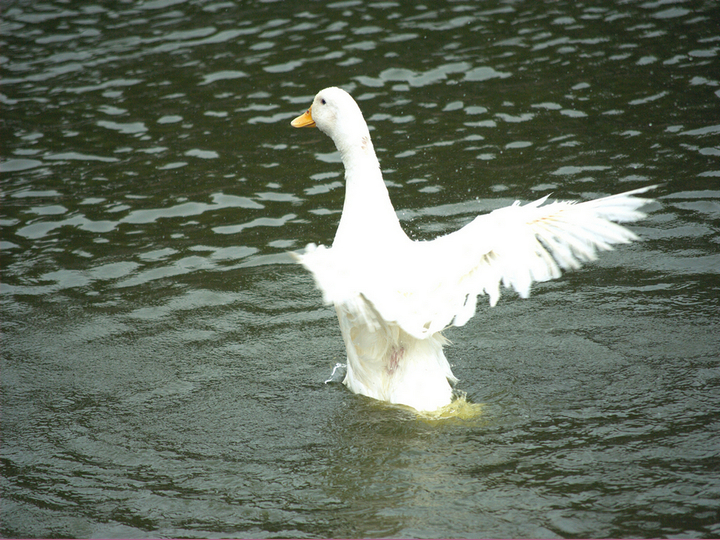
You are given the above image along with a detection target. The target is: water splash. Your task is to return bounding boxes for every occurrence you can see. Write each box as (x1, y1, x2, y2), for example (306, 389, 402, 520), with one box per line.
(416, 392, 484, 421)
(324, 362, 346, 384)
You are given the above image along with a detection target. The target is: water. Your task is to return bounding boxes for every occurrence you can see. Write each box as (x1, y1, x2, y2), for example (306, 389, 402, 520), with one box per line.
(2, 0, 719, 537)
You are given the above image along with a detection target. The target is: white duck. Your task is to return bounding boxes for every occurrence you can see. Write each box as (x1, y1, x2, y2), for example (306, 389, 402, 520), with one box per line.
(291, 86, 654, 412)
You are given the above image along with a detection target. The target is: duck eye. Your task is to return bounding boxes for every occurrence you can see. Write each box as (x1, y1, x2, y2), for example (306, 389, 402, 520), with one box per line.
(321, 98, 327, 105)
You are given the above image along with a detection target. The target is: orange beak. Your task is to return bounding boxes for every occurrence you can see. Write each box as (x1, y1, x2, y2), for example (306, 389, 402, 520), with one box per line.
(291, 107, 316, 128)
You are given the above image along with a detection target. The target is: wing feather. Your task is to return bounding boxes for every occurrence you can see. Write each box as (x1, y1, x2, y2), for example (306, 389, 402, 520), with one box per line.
(294, 186, 656, 340)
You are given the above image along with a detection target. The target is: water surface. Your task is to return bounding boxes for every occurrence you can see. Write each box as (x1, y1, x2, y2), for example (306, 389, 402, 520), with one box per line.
(2, 0, 720, 537)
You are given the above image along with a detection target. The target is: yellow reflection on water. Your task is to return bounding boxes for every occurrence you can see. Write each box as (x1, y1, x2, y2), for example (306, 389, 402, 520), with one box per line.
(416, 393, 484, 422)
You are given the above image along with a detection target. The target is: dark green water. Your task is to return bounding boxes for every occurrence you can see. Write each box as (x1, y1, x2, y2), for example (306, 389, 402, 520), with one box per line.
(2, 0, 719, 537)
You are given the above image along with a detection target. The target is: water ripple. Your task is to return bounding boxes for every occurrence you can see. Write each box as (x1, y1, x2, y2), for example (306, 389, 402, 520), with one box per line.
(2, 1, 719, 538)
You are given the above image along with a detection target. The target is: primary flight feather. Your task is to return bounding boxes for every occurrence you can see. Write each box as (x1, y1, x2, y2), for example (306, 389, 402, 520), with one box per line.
(291, 86, 654, 412)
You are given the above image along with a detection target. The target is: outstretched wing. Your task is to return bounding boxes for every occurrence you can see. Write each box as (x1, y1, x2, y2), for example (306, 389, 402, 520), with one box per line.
(295, 186, 656, 340)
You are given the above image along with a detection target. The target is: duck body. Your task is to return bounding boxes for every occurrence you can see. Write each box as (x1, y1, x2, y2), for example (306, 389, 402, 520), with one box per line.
(291, 87, 654, 412)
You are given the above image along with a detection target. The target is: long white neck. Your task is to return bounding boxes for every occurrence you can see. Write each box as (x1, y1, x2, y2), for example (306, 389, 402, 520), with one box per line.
(330, 131, 407, 250)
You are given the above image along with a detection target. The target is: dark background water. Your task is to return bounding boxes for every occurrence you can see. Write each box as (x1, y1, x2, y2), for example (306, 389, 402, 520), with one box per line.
(2, 0, 719, 537)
